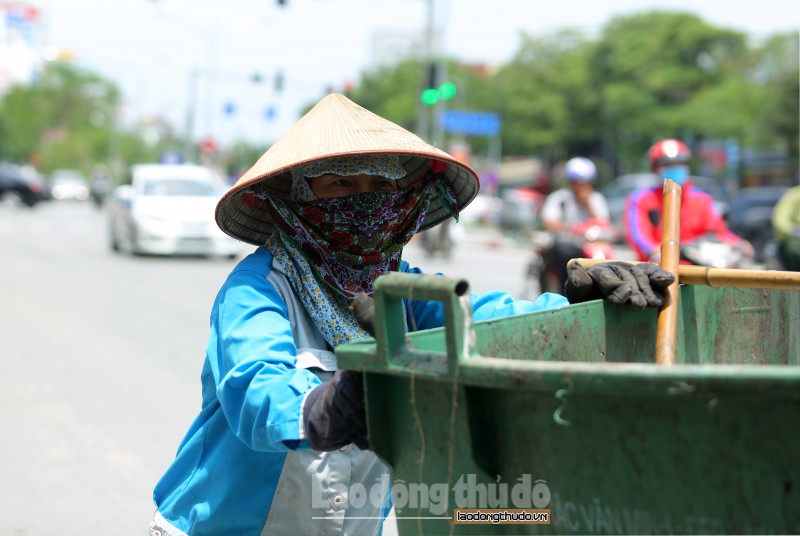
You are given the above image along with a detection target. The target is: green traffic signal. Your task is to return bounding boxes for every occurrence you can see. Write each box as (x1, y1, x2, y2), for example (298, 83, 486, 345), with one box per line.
(420, 88, 440, 106)
(421, 82, 457, 106)
(439, 81, 457, 100)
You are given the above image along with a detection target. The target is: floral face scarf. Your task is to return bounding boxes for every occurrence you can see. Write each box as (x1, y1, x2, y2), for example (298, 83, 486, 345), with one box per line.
(247, 154, 456, 348)
(268, 186, 434, 297)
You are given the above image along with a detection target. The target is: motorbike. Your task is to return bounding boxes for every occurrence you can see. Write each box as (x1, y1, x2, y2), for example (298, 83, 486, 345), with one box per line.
(679, 233, 755, 268)
(522, 218, 618, 299)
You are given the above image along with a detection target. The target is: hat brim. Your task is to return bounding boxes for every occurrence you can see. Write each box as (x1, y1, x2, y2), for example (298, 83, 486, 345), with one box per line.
(215, 94, 480, 246)
(217, 151, 479, 246)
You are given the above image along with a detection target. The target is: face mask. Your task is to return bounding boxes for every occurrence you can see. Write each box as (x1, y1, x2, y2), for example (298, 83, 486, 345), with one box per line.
(659, 165, 690, 186)
(265, 185, 435, 297)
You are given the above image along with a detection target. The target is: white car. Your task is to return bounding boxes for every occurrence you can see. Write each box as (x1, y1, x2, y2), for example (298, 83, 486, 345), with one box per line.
(108, 163, 242, 258)
(49, 169, 90, 201)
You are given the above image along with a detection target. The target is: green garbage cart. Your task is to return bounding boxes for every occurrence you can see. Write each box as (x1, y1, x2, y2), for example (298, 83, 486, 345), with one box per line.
(335, 272, 800, 535)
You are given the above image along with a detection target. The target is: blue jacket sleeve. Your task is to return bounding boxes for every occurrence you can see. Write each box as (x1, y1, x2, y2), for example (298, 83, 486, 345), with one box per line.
(205, 262, 322, 453)
(400, 262, 569, 330)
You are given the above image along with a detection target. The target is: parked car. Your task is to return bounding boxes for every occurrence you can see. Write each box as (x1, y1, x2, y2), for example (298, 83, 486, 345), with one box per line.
(48, 169, 90, 201)
(725, 186, 790, 263)
(107, 163, 241, 258)
(0, 162, 48, 207)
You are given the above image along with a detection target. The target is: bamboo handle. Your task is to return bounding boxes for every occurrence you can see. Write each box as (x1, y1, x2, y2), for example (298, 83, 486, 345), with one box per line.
(655, 180, 682, 366)
(566, 259, 800, 290)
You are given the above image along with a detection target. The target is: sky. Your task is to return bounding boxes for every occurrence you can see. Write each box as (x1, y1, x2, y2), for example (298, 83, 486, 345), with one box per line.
(25, 0, 800, 148)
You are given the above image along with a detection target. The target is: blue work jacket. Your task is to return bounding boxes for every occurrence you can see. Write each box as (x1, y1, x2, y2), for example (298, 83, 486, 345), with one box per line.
(150, 246, 567, 536)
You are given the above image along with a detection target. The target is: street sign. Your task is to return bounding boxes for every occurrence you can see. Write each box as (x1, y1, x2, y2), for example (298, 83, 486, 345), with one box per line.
(200, 137, 218, 155)
(159, 151, 183, 164)
(439, 110, 501, 137)
(725, 137, 740, 169)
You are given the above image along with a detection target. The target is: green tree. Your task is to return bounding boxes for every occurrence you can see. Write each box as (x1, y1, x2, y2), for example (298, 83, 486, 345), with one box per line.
(589, 11, 751, 172)
(748, 32, 800, 177)
(0, 61, 120, 173)
(340, 59, 422, 133)
(493, 29, 595, 160)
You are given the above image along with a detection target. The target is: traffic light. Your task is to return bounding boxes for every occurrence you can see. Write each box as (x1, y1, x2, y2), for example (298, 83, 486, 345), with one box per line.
(420, 62, 457, 106)
(420, 63, 439, 106)
(425, 62, 438, 90)
(420, 82, 458, 106)
(420, 88, 440, 106)
(439, 81, 457, 100)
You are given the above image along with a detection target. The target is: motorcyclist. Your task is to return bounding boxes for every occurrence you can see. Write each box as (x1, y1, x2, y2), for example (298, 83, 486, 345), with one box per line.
(624, 138, 752, 262)
(772, 185, 800, 271)
(540, 157, 610, 289)
(90, 166, 110, 208)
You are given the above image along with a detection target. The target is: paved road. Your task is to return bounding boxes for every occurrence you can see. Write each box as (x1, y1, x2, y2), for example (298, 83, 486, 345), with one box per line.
(0, 202, 242, 535)
(0, 202, 539, 535)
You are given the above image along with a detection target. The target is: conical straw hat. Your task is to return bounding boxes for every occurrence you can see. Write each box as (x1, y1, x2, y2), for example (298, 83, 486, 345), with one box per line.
(216, 93, 480, 246)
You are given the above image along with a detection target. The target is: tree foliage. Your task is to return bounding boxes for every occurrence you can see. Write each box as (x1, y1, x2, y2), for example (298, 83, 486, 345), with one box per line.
(0, 61, 250, 179)
(588, 11, 752, 172)
(494, 29, 594, 160)
(347, 59, 422, 132)
(748, 31, 800, 168)
(0, 62, 122, 172)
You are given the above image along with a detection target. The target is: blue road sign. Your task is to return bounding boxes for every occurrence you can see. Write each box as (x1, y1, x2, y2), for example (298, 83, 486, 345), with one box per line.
(159, 151, 184, 164)
(440, 110, 501, 137)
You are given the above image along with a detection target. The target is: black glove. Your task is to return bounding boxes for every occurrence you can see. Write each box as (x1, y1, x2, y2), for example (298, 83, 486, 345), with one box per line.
(564, 261, 675, 310)
(303, 369, 368, 451)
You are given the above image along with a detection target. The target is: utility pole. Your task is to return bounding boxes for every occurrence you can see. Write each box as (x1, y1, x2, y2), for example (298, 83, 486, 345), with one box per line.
(416, 0, 448, 147)
(184, 67, 200, 162)
(416, 0, 435, 143)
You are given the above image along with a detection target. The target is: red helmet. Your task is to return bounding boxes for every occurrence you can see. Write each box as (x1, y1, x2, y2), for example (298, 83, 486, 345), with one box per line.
(647, 139, 691, 170)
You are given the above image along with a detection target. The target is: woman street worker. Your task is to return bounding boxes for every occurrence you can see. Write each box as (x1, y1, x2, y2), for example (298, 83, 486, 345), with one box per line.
(149, 93, 672, 536)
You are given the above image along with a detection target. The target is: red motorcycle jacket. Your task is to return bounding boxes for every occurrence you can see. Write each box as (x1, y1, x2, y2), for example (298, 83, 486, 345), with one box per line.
(624, 181, 742, 261)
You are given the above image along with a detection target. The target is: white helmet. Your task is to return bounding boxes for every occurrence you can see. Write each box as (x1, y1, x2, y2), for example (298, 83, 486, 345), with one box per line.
(565, 157, 597, 182)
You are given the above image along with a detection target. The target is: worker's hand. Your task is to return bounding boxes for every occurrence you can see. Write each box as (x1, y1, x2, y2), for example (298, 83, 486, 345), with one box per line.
(564, 261, 675, 310)
(303, 370, 368, 451)
(350, 293, 376, 337)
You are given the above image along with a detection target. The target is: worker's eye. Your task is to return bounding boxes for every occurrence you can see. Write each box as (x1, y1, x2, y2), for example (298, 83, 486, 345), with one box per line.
(330, 178, 354, 188)
(373, 178, 397, 191)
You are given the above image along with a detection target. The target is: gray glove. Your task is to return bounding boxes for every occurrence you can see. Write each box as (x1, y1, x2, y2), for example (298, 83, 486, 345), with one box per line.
(303, 370, 368, 451)
(564, 261, 675, 310)
(301, 293, 377, 452)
